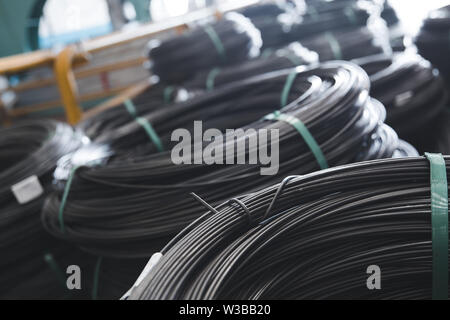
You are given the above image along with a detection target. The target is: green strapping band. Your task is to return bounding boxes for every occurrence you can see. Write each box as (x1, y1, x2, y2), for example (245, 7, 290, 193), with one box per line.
(163, 86, 174, 104)
(92, 256, 103, 300)
(265, 111, 328, 170)
(206, 67, 221, 91)
(136, 117, 164, 152)
(280, 70, 298, 108)
(124, 101, 164, 152)
(44, 253, 66, 288)
(58, 165, 80, 234)
(203, 25, 227, 62)
(325, 32, 343, 60)
(124, 99, 137, 118)
(308, 6, 319, 21)
(425, 153, 448, 300)
(261, 48, 274, 59)
(344, 7, 357, 26)
(285, 54, 302, 67)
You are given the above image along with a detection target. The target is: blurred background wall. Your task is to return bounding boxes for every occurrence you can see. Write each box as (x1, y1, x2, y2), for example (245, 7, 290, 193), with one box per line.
(1, 0, 449, 58)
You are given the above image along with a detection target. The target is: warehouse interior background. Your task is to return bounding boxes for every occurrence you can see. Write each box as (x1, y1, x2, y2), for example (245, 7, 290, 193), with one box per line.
(0, 0, 448, 56)
(1, 0, 450, 301)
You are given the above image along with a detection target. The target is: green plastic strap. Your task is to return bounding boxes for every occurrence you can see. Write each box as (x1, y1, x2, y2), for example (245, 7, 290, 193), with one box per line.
(280, 70, 298, 108)
(261, 48, 274, 59)
(308, 6, 319, 21)
(206, 67, 221, 91)
(136, 117, 164, 152)
(285, 54, 302, 67)
(344, 7, 357, 25)
(203, 25, 227, 62)
(58, 165, 80, 234)
(425, 152, 448, 300)
(92, 256, 103, 300)
(265, 111, 328, 170)
(325, 32, 343, 60)
(163, 86, 174, 104)
(44, 253, 66, 288)
(124, 99, 137, 118)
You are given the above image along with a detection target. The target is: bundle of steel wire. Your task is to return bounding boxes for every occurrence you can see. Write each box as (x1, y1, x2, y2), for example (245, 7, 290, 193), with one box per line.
(78, 83, 187, 140)
(42, 62, 413, 259)
(80, 43, 317, 140)
(183, 42, 318, 91)
(148, 12, 262, 84)
(237, 1, 304, 50)
(416, 5, 450, 80)
(354, 53, 447, 151)
(238, 2, 288, 18)
(128, 156, 449, 300)
(0, 120, 82, 297)
(300, 26, 389, 62)
(294, 0, 371, 39)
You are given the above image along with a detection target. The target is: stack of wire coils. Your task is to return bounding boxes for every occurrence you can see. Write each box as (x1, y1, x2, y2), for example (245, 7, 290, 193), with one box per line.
(42, 62, 414, 260)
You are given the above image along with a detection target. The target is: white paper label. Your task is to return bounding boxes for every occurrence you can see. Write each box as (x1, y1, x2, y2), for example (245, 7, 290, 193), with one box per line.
(11, 175, 44, 204)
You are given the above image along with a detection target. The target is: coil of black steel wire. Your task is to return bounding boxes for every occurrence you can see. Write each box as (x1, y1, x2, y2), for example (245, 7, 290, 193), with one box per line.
(183, 42, 318, 91)
(78, 83, 188, 140)
(238, 2, 289, 19)
(127, 156, 449, 300)
(354, 52, 447, 152)
(80, 43, 317, 141)
(237, 1, 303, 50)
(416, 5, 450, 81)
(41, 62, 410, 259)
(0, 120, 82, 297)
(295, 0, 371, 38)
(148, 12, 262, 84)
(300, 26, 389, 62)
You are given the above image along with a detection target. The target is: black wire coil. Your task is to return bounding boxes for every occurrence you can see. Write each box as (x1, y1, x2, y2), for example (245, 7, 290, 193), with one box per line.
(148, 12, 262, 84)
(80, 43, 318, 141)
(128, 156, 450, 300)
(183, 42, 318, 91)
(78, 83, 187, 140)
(354, 52, 448, 152)
(42, 62, 411, 259)
(237, 1, 303, 49)
(298, 0, 371, 38)
(300, 26, 388, 62)
(0, 120, 82, 297)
